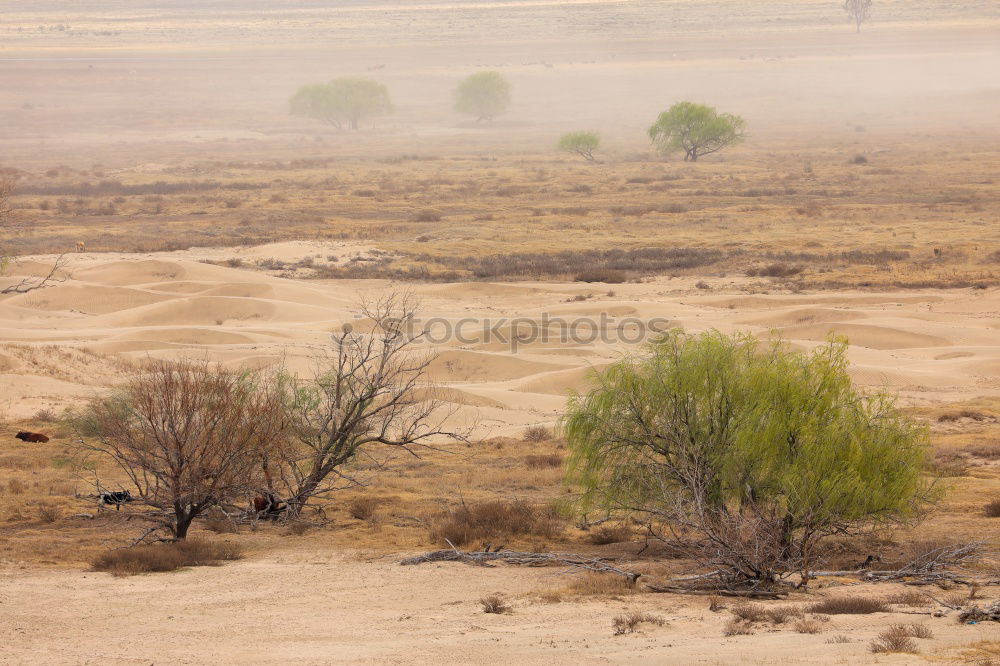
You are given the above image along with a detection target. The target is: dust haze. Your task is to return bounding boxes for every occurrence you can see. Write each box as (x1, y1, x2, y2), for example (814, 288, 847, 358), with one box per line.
(3, 2, 1000, 665)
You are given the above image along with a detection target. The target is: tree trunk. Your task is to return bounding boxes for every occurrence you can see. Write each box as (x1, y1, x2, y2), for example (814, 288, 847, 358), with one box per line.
(174, 509, 194, 539)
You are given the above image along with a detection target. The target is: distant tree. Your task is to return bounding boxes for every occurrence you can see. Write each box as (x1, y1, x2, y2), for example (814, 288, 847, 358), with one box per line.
(557, 131, 600, 161)
(454, 71, 511, 121)
(77, 360, 287, 539)
(648, 102, 746, 162)
(564, 330, 937, 588)
(289, 78, 393, 130)
(843, 0, 873, 33)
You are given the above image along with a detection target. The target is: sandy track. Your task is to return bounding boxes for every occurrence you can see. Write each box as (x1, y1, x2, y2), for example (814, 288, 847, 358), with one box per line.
(1, 549, 975, 665)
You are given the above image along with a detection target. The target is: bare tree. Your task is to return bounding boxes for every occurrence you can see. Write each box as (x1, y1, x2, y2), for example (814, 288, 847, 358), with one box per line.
(844, 0, 873, 33)
(272, 292, 467, 517)
(0, 176, 69, 294)
(76, 359, 287, 539)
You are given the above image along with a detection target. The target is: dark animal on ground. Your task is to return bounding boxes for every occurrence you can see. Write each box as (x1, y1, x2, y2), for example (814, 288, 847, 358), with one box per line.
(15, 431, 50, 443)
(252, 494, 285, 517)
(100, 490, 133, 510)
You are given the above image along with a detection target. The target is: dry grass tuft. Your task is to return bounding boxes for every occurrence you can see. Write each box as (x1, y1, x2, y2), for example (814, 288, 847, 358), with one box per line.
(730, 602, 767, 623)
(723, 618, 756, 636)
(348, 497, 381, 521)
(523, 453, 562, 469)
(984, 499, 1000, 518)
(885, 590, 931, 607)
(586, 525, 632, 545)
(612, 611, 665, 635)
(430, 499, 562, 547)
(522, 425, 552, 442)
(809, 596, 889, 615)
(793, 619, 823, 634)
(480, 594, 511, 614)
(91, 539, 242, 576)
(869, 624, 927, 654)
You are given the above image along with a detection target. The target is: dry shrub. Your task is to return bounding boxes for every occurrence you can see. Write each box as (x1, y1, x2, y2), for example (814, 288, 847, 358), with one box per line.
(612, 611, 665, 635)
(524, 453, 562, 469)
(730, 602, 767, 623)
(37, 504, 60, 523)
(825, 635, 852, 644)
(746, 263, 803, 278)
(565, 571, 635, 597)
(480, 594, 511, 614)
(963, 443, 1000, 460)
(794, 619, 823, 634)
(938, 410, 990, 423)
(412, 209, 443, 222)
(766, 606, 804, 625)
(32, 408, 57, 422)
(885, 590, 931, 607)
(932, 449, 970, 477)
(522, 425, 552, 442)
(869, 624, 925, 654)
(587, 525, 632, 545)
(723, 618, 755, 636)
(92, 539, 241, 576)
(575, 269, 627, 284)
(430, 499, 562, 547)
(809, 596, 889, 615)
(348, 497, 381, 521)
(983, 500, 1000, 518)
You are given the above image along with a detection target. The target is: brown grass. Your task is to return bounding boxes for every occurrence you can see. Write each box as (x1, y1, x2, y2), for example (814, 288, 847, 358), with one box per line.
(612, 611, 665, 635)
(586, 525, 632, 545)
(480, 594, 511, 614)
(91, 539, 242, 576)
(348, 497, 381, 521)
(523, 453, 562, 469)
(985, 499, 1000, 518)
(868, 624, 929, 654)
(809, 596, 889, 615)
(429, 499, 562, 547)
(522, 425, 552, 442)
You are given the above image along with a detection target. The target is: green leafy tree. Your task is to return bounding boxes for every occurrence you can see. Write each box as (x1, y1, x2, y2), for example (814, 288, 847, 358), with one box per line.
(557, 131, 600, 161)
(453, 71, 511, 121)
(648, 102, 746, 161)
(563, 330, 936, 587)
(290, 78, 393, 130)
(844, 0, 873, 32)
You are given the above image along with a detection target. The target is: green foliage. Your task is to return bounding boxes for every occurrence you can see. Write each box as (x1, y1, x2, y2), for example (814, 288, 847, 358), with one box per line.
(647, 102, 746, 161)
(557, 131, 600, 161)
(563, 330, 936, 583)
(453, 71, 511, 121)
(289, 78, 393, 130)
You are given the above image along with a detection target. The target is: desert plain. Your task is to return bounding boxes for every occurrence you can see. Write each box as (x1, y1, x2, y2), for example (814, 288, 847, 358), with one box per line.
(2, 0, 1000, 663)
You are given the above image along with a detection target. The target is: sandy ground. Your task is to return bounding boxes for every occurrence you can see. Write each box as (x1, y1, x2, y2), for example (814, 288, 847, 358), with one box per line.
(3, 242, 1000, 429)
(3, 547, 996, 666)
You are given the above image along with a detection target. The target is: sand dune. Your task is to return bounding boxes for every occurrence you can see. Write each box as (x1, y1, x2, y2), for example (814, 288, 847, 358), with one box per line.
(6, 285, 170, 315)
(3, 248, 1000, 423)
(425, 350, 568, 383)
(777, 323, 951, 350)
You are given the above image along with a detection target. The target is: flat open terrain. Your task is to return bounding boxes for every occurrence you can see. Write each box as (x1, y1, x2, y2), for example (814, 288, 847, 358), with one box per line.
(2, 0, 1000, 664)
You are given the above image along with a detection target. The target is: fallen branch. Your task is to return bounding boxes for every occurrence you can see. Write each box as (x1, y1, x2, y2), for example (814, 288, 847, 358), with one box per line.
(644, 584, 788, 599)
(958, 601, 1000, 624)
(400, 546, 641, 584)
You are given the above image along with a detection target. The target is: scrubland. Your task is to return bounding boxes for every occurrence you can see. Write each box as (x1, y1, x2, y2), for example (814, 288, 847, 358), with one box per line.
(2, 0, 1000, 663)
